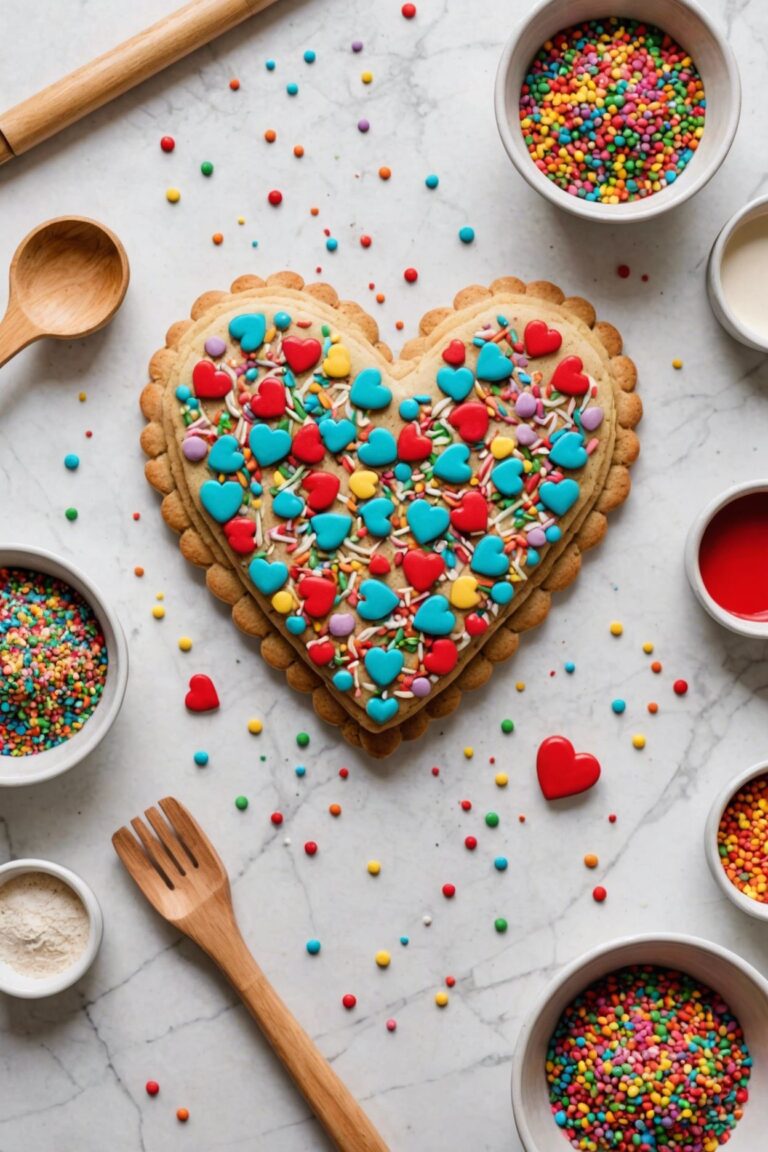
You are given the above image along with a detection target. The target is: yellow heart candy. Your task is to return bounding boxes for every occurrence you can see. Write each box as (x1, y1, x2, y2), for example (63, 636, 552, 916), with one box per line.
(348, 470, 379, 500)
(490, 436, 516, 460)
(449, 575, 480, 610)
(272, 590, 294, 614)
(323, 343, 351, 378)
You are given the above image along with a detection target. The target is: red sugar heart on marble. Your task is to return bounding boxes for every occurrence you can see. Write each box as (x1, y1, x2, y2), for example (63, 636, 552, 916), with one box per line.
(524, 320, 563, 359)
(185, 674, 220, 712)
(192, 360, 232, 400)
(550, 356, 589, 397)
(536, 735, 600, 800)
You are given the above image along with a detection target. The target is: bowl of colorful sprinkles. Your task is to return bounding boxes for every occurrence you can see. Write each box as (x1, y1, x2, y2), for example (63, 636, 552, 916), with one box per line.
(512, 933, 768, 1151)
(494, 0, 740, 222)
(706, 761, 768, 922)
(0, 546, 128, 786)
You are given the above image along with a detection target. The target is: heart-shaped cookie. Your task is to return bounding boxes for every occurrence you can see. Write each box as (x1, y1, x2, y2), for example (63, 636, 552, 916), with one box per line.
(141, 272, 641, 757)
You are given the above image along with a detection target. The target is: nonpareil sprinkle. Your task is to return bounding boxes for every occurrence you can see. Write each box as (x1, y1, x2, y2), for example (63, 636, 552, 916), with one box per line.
(718, 773, 768, 902)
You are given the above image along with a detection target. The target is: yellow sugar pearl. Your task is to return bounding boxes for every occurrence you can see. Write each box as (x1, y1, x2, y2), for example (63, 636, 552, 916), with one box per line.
(463, 746, 474, 760)
(367, 860, 381, 876)
(78, 391, 87, 402)
(609, 621, 623, 637)
(672, 358, 683, 369)
(272, 590, 293, 614)
(495, 772, 509, 788)
(166, 187, 181, 203)
(237, 216, 245, 225)
(642, 642, 654, 654)
(584, 853, 599, 869)
(178, 636, 193, 652)
(348, 470, 379, 500)
(449, 575, 480, 610)
(247, 718, 263, 735)
(435, 991, 449, 1008)
(156, 593, 165, 601)
(375, 950, 390, 968)
(515, 681, 525, 692)
(632, 734, 646, 750)
(151, 605, 165, 620)
(361, 70, 373, 83)
(490, 436, 515, 460)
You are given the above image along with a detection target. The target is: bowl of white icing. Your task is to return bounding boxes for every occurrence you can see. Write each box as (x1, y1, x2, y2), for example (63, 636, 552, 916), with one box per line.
(708, 195, 768, 352)
(0, 859, 103, 997)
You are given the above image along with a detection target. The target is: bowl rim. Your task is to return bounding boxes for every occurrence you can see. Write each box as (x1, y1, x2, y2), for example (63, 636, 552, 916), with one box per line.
(0, 544, 129, 786)
(0, 857, 103, 997)
(683, 479, 768, 639)
(704, 759, 768, 921)
(493, 0, 742, 223)
(511, 931, 768, 1150)
(707, 194, 768, 352)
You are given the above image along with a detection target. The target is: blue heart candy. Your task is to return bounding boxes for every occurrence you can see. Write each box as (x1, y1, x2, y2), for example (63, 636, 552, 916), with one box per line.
(491, 457, 524, 497)
(248, 557, 289, 595)
(471, 535, 510, 578)
(208, 435, 244, 475)
(434, 443, 472, 485)
(286, 615, 307, 635)
(319, 418, 357, 454)
(350, 368, 392, 411)
(249, 424, 291, 466)
(549, 431, 588, 470)
(359, 428, 397, 467)
(358, 579, 400, 621)
(366, 696, 400, 724)
(364, 647, 404, 686)
(273, 489, 305, 519)
(413, 594, 456, 636)
(228, 313, 266, 353)
(200, 480, 243, 523)
(407, 498, 450, 545)
(436, 366, 475, 402)
(476, 342, 513, 382)
(539, 478, 580, 516)
(333, 670, 354, 691)
(359, 497, 394, 537)
(310, 513, 352, 552)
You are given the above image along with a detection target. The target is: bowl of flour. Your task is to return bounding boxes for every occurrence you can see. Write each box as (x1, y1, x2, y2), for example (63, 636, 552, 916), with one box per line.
(0, 859, 103, 997)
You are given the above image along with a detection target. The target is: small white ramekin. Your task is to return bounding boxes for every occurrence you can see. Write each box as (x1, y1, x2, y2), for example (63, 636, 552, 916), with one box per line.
(0, 859, 103, 998)
(494, 0, 741, 223)
(0, 545, 129, 786)
(708, 195, 768, 351)
(705, 760, 768, 922)
(512, 933, 768, 1151)
(684, 480, 768, 640)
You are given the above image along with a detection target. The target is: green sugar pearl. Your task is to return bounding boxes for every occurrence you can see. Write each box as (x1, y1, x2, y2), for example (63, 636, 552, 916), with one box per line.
(234, 795, 249, 811)
(200, 160, 214, 176)
(494, 917, 508, 933)
(65, 507, 78, 521)
(501, 718, 515, 734)
(296, 731, 310, 748)
(485, 811, 500, 828)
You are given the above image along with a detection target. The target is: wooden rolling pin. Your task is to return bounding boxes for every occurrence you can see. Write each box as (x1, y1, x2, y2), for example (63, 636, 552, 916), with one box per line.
(0, 0, 280, 167)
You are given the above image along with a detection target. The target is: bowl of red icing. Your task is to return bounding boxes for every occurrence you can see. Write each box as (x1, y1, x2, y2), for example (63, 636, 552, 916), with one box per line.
(685, 480, 768, 638)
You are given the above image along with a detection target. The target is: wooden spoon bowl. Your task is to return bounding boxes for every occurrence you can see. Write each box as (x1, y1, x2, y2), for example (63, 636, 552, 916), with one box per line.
(0, 216, 129, 367)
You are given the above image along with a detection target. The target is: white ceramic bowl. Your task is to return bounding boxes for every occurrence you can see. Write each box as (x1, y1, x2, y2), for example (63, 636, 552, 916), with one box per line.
(705, 760, 768, 922)
(512, 933, 768, 1151)
(708, 195, 768, 351)
(684, 479, 768, 640)
(0, 858, 103, 997)
(494, 0, 741, 223)
(0, 545, 128, 786)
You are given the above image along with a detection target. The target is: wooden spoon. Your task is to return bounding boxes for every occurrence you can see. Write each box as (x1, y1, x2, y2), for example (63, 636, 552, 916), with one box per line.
(0, 216, 129, 368)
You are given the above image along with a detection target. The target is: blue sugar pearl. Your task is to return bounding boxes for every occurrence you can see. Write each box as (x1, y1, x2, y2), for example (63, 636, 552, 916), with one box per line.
(295, 765, 306, 777)
(287, 82, 299, 96)
(326, 237, 338, 252)
(245, 367, 258, 381)
(64, 453, 79, 471)
(266, 59, 276, 71)
(400, 935, 409, 946)
(306, 939, 321, 955)
(399, 398, 420, 421)
(494, 856, 508, 871)
(175, 385, 191, 402)
(564, 661, 575, 674)
(274, 311, 292, 330)
(425, 173, 439, 189)
(458, 226, 475, 244)
(612, 699, 626, 715)
(303, 49, 316, 63)
(394, 463, 411, 482)
(193, 750, 209, 766)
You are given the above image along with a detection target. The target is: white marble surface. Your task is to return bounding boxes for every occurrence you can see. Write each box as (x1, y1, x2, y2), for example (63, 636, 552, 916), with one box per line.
(1, 0, 768, 1148)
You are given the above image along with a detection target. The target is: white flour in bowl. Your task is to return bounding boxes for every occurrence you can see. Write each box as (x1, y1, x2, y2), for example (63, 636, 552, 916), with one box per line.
(0, 872, 90, 977)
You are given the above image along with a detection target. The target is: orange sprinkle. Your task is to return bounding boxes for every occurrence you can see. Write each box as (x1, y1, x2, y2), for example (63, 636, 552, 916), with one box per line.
(378, 166, 391, 180)
(329, 803, 342, 817)
(293, 144, 304, 157)
(264, 129, 276, 142)
(134, 566, 144, 577)
(212, 232, 223, 245)
(651, 660, 662, 673)
(310, 206, 319, 216)
(647, 701, 659, 714)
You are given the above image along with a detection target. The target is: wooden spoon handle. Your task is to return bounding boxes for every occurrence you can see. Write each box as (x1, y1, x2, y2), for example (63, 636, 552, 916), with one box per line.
(206, 929, 389, 1152)
(0, 302, 38, 368)
(0, 0, 279, 164)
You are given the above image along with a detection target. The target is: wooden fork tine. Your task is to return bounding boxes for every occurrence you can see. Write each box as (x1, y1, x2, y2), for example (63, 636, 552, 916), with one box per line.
(112, 826, 171, 907)
(144, 806, 189, 874)
(131, 816, 178, 887)
(158, 796, 225, 874)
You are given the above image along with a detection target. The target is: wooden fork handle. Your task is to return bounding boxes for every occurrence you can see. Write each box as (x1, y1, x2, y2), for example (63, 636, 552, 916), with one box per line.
(207, 928, 390, 1152)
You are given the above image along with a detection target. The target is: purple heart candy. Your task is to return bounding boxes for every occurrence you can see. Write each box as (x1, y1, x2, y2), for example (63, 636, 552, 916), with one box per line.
(329, 612, 356, 637)
(580, 406, 604, 432)
(526, 528, 547, 548)
(204, 336, 227, 359)
(515, 393, 537, 419)
(411, 677, 431, 697)
(516, 425, 537, 447)
(182, 436, 209, 462)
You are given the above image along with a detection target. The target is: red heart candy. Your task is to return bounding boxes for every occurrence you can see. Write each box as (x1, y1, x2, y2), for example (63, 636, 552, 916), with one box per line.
(450, 492, 488, 535)
(465, 613, 488, 636)
(283, 336, 322, 374)
(185, 673, 220, 712)
(224, 517, 256, 555)
(397, 423, 432, 462)
(402, 549, 445, 592)
(448, 402, 489, 443)
(308, 639, 335, 666)
(298, 575, 337, 618)
(550, 356, 589, 397)
(369, 554, 391, 575)
(442, 339, 466, 366)
(536, 735, 601, 800)
(524, 320, 563, 359)
(303, 470, 340, 511)
(424, 638, 458, 676)
(292, 422, 325, 464)
(250, 377, 286, 418)
(192, 360, 232, 400)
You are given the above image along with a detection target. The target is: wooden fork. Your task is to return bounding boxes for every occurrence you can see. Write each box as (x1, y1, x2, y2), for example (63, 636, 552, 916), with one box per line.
(113, 797, 389, 1152)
